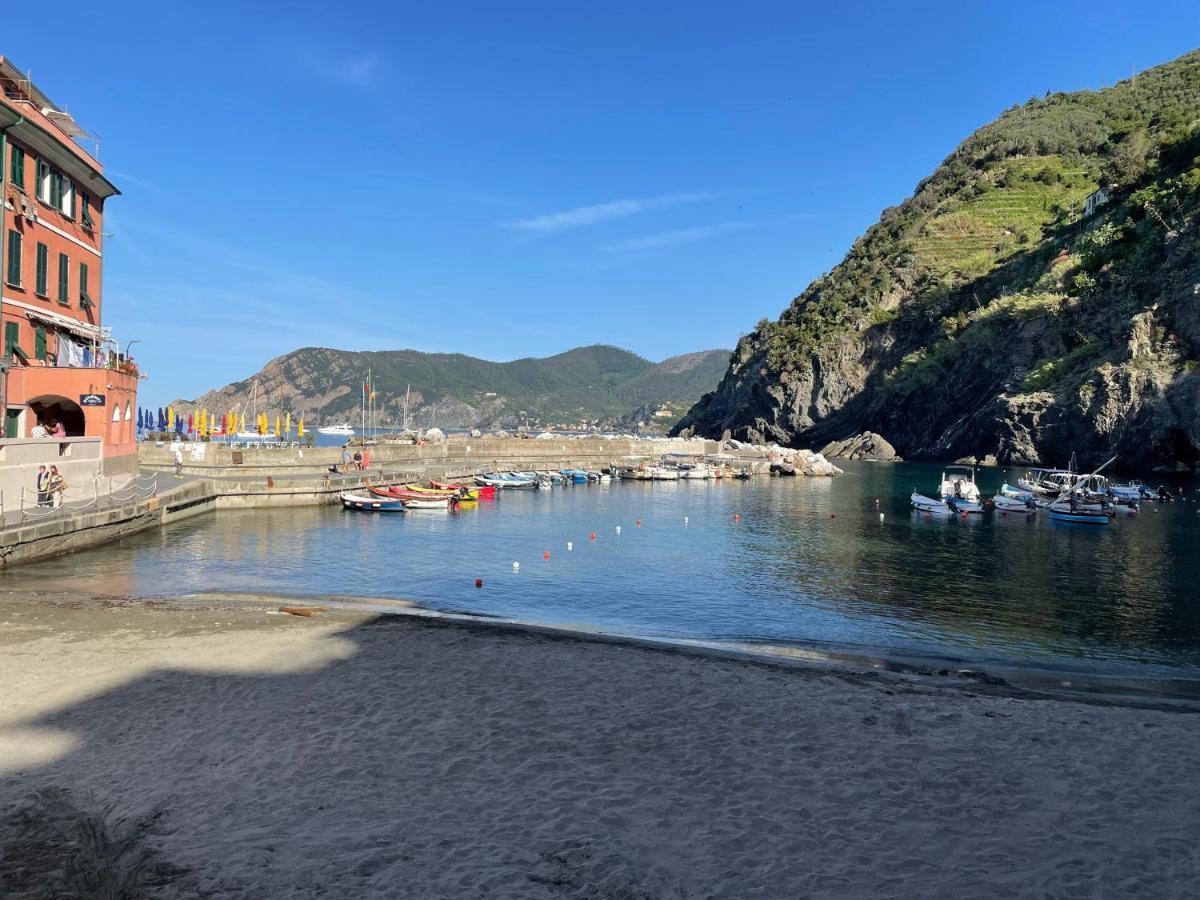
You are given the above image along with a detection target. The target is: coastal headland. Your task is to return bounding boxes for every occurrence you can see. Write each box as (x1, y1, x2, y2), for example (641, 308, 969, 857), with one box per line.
(1, 591, 1197, 897)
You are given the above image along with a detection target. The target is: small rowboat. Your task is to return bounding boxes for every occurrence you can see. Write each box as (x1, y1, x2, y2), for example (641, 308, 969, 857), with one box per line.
(342, 491, 406, 512)
(433, 480, 495, 499)
(911, 491, 953, 514)
(407, 484, 482, 501)
(992, 494, 1036, 513)
(370, 486, 453, 507)
(1048, 507, 1109, 525)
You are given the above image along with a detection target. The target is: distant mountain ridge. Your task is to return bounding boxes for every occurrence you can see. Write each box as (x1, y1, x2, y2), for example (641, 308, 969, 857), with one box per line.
(176, 344, 731, 431)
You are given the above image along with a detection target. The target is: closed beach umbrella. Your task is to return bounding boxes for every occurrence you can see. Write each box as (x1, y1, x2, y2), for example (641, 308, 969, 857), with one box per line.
(298, 417, 305, 438)
(137, 408, 144, 430)
(187, 413, 194, 433)
(274, 414, 281, 437)
(157, 408, 166, 431)
(285, 412, 291, 435)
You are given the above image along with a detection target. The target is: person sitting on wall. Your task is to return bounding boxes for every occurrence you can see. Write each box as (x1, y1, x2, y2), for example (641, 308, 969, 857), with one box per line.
(30, 420, 47, 439)
(35, 465, 51, 507)
(47, 465, 67, 508)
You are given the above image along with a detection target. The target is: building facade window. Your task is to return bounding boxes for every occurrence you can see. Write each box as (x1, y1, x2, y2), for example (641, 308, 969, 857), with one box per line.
(5, 230, 21, 286)
(4, 321, 19, 357)
(35, 242, 48, 296)
(8, 144, 24, 189)
(34, 326, 46, 361)
(36, 159, 50, 204)
(81, 194, 94, 230)
(79, 262, 91, 309)
(57, 253, 69, 303)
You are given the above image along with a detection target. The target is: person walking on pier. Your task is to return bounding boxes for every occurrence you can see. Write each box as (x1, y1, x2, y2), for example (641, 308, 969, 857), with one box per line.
(174, 447, 184, 478)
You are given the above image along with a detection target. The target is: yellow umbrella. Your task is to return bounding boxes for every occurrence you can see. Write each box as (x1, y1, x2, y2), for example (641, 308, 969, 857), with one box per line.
(285, 412, 291, 435)
(297, 417, 305, 438)
(274, 414, 281, 437)
(167, 405, 174, 430)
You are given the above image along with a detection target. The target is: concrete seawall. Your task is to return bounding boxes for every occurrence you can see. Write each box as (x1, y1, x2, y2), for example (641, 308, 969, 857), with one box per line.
(137, 436, 719, 479)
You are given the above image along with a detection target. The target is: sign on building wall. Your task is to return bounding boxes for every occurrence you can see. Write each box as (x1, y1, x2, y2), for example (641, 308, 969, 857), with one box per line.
(79, 393, 106, 407)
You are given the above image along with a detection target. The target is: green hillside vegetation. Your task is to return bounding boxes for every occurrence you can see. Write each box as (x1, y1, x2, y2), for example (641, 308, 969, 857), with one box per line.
(752, 52, 1200, 379)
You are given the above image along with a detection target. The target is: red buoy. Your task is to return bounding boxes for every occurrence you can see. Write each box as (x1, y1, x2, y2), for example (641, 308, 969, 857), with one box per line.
(589, 532, 596, 541)
(475, 578, 483, 588)
(636, 519, 641, 527)
(733, 514, 740, 522)
(543, 550, 550, 560)
(830, 513, 836, 519)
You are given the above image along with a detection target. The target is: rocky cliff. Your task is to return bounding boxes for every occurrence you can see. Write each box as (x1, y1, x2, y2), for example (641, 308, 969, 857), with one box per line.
(675, 50, 1200, 472)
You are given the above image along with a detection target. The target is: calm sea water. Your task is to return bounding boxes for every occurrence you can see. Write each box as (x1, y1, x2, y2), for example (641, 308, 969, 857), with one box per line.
(6, 461, 1199, 677)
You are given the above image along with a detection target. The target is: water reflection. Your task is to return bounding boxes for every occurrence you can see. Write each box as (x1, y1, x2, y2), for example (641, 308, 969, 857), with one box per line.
(3, 462, 1197, 676)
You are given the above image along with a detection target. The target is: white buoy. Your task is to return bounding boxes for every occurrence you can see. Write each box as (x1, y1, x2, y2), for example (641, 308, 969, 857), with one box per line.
(567, 541, 573, 551)
(512, 561, 520, 571)
(615, 525, 621, 534)
(684, 516, 689, 525)
(879, 513, 885, 522)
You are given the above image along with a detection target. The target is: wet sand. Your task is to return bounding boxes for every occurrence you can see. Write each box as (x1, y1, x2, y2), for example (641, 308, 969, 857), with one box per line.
(1, 595, 1198, 898)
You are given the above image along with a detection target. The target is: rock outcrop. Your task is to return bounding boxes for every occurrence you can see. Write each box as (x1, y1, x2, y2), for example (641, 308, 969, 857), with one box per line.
(820, 432, 900, 461)
(675, 50, 1200, 472)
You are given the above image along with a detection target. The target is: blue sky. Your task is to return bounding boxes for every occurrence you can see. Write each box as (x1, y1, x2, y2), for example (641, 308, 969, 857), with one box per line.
(6, 1, 1198, 401)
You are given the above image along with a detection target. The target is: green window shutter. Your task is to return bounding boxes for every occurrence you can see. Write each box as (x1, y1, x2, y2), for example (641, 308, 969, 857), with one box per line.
(35, 242, 48, 295)
(81, 194, 94, 229)
(79, 262, 90, 307)
(49, 171, 62, 209)
(34, 327, 46, 361)
(57, 253, 69, 302)
(5, 321, 19, 357)
(9, 145, 24, 189)
(5, 230, 21, 286)
(36, 159, 48, 202)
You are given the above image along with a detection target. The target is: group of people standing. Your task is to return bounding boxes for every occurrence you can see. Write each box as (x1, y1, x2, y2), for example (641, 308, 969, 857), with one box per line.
(35, 465, 68, 508)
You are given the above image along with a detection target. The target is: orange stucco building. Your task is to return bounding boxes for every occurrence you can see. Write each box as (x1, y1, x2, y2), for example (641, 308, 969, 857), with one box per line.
(0, 56, 138, 471)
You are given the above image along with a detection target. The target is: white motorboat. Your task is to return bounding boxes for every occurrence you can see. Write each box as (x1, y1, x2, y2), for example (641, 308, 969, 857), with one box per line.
(318, 423, 356, 436)
(940, 465, 983, 513)
(680, 463, 714, 479)
(648, 465, 680, 481)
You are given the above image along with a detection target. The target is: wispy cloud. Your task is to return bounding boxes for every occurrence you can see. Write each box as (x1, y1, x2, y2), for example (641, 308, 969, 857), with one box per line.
(603, 221, 752, 253)
(504, 191, 715, 234)
(328, 52, 382, 87)
(105, 169, 165, 194)
(288, 43, 383, 88)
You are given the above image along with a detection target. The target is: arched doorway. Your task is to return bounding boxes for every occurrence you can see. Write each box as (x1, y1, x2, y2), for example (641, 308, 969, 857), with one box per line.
(26, 395, 86, 437)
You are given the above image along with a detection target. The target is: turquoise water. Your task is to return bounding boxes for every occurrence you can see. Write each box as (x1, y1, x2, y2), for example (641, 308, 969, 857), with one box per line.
(6, 461, 1199, 677)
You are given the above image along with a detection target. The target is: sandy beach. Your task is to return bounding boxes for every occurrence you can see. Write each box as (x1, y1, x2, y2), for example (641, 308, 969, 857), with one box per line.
(1, 595, 1199, 898)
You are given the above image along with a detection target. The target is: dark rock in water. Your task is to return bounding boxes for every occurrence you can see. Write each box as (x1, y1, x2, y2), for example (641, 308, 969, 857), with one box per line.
(821, 432, 900, 461)
(770, 461, 797, 476)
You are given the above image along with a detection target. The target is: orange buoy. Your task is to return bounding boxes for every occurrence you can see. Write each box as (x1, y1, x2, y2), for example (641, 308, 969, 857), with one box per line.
(733, 514, 740, 522)
(544, 550, 550, 560)
(590, 532, 596, 541)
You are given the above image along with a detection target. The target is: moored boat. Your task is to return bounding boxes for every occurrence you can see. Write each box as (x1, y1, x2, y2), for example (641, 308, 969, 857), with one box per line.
(1048, 507, 1110, 525)
(341, 491, 406, 512)
(992, 494, 1036, 513)
(940, 465, 983, 513)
